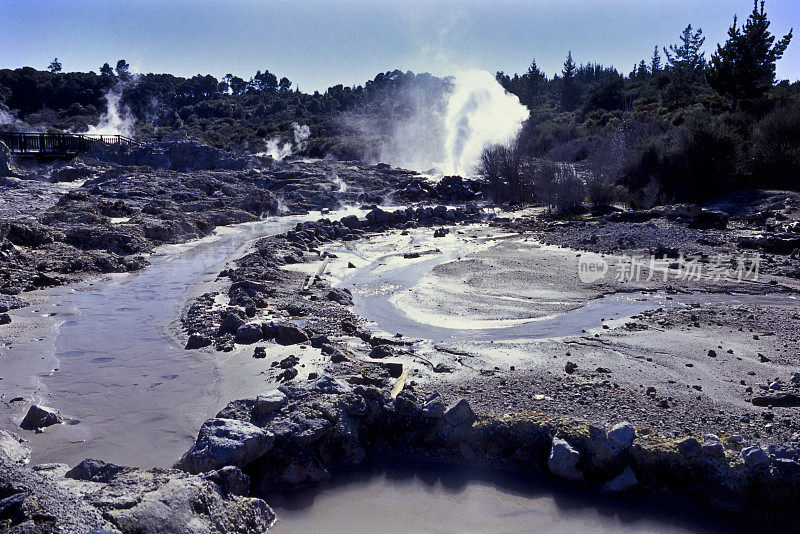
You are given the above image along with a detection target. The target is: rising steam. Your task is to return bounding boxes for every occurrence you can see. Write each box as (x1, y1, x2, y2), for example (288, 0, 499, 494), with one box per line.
(261, 122, 311, 160)
(341, 70, 528, 176)
(85, 84, 136, 138)
(442, 70, 529, 175)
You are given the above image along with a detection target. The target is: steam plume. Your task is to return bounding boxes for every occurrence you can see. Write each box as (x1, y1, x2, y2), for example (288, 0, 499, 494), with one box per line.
(262, 122, 310, 161)
(85, 80, 138, 138)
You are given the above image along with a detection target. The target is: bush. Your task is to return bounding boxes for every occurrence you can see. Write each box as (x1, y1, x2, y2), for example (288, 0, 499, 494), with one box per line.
(750, 99, 800, 190)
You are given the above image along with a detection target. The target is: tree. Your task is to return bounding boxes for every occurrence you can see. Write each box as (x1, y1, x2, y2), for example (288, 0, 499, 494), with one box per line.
(707, 0, 793, 106)
(115, 59, 130, 79)
(650, 46, 662, 74)
(48, 58, 62, 73)
(278, 76, 292, 93)
(637, 60, 648, 78)
(560, 51, 578, 111)
(522, 59, 548, 108)
(664, 25, 706, 79)
(100, 63, 114, 77)
(251, 69, 278, 93)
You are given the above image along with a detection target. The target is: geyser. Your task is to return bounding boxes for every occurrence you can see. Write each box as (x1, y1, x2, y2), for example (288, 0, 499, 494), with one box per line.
(441, 70, 529, 176)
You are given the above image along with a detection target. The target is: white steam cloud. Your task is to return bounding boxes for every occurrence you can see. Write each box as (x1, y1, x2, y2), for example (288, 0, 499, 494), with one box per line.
(261, 122, 311, 161)
(344, 70, 528, 176)
(442, 70, 529, 175)
(85, 85, 136, 137)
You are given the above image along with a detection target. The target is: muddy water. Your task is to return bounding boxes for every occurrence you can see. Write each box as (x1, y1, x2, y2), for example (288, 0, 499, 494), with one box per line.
(266, 462, 734, 534)
(345, 236, 797, 342)
(26, 212, 334, 468)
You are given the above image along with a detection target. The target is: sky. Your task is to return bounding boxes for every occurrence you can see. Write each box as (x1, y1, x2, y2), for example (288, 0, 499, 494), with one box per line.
(1, 0, 798, 92)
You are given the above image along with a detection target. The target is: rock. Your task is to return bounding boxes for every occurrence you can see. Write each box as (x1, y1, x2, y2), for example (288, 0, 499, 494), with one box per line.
(175, 418, 274, 474)
(65, 458, 129, 482)
(564, 361, 578, 374)
(433, 363, 454, 373)
(422, 392, 445, 419)
(0, 313, 10, 325)
(326, 288, 353, 306)
(702, 440, 725, 458)
(235, 322, 263, 344)
(308, 375, 352, 394)
(221, 310, 246, 333)
(0, 429, 30, 464)
(601, 465, 638, 492)
(369, 344, 394, 359)
(383, 362, 404, 378)
(185, 333, 211, 349)
(92, 468, 274, 533)
(253, 346, 266, 358)
(309, 334, 330, 348)
(444, 399, 476, 427)
(676, 437, 702, 457)
(742, 445, 770, 468)
(200, 465, 250, 496)
(275, 324, 309, 345)
(548, 437, 583, 482)
(433, 228, 449, 238)
(752, 393, 800, 407)
(20, 404, 63, 430)
(608, 422, 636, 448)
(253, 390, 288, 416)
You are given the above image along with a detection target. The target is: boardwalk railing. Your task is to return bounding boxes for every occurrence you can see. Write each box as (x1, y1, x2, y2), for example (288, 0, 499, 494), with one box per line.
(0, 132, 139, 156)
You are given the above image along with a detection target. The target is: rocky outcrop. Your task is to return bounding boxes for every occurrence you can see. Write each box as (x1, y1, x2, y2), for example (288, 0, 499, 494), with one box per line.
(173, 381, 800, 529)
(0, 458, 274, 533)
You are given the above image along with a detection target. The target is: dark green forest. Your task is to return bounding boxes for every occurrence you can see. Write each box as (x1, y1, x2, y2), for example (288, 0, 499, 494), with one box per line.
(1, 1, 798, 207)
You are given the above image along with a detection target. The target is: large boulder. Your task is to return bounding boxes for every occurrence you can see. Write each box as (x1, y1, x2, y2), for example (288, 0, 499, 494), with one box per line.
(274, 323, 309, 345)
(548, 437, 584, 482)
(235, 322, 263, 344)
(175, 418, 274, 474)
(20, 404, 63, 430)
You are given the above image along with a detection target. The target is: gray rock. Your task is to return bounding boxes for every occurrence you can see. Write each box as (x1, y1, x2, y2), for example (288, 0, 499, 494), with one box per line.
(221, 311, 245, 333)
(702, 441, 725, 458)
(548, 437, 584, 482)
(275, 324, 309, 345)
(65, 458, 129, 482)
(185, 333, 211, 349)
(253, 389, 287, 416)
(422, 393, 445, 419)
(369, 344, 394, 359)
(676, 437, 701, 457)
(175, 418, 274, 474)
(326, 288, 353, 306)
(444, 399, 476, 427)
(608, 421, 636, 448)
(0, 429, 29, 464)
(308, 375, 352, 394)
(91, 468, 274, 533)
(235, 322, 263, 344)
(0, 313, 10, 325)
(200, 465, 250, 496)
(20, 404, 63, 430)
(742, 446, 770, 468)
(601, 465, 639, 492)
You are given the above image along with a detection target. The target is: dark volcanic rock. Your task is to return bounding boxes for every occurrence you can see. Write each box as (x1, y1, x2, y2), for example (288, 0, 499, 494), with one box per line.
(20, 404, 63, 430)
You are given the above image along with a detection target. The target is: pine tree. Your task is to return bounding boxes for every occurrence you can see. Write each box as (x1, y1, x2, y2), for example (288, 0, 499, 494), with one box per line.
(560, 51, 578, 111)
(650, 46, 662, 74)
(522, 59, 547, 108)
(664, 24, 706, 81)
(48, 58, 62, 73)
(115, 59, 130, 79)
(637, 60, 649, 78)
(100, 63, 114, 77)
(707, 0, 793, 106)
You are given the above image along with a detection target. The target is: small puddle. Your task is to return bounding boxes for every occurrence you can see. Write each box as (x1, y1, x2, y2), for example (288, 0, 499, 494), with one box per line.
(264, 462, 736, 534)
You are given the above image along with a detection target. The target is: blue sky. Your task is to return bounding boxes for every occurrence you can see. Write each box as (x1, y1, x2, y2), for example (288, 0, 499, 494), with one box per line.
(1, 0, 798, 91)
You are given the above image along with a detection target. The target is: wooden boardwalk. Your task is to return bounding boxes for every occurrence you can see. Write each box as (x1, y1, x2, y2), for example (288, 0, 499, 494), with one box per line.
(0, 132, 139, 157)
